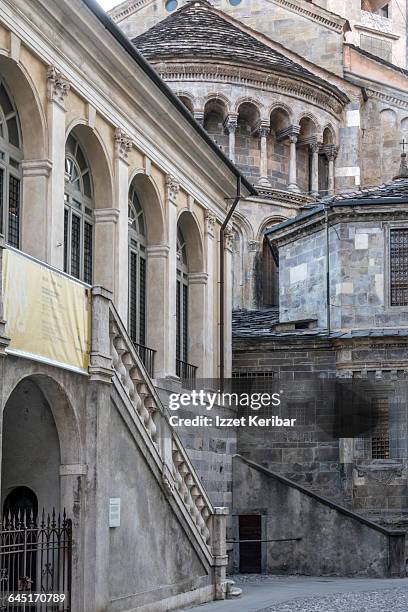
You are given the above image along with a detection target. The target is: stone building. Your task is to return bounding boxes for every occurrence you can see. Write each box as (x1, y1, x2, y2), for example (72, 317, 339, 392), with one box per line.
(0, 0, 260, 609)
(110, 0, 408, 313)
(108, 0, 408, 573)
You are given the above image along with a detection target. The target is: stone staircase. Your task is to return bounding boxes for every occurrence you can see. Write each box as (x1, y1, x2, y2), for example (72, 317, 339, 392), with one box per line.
(91, 292, 230, 605)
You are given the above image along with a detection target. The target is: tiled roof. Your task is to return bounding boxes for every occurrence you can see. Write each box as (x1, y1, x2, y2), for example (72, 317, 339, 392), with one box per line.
(331, 177, 408, 202)
(232, 308, 280, 338)
(132, 1, 317, 79)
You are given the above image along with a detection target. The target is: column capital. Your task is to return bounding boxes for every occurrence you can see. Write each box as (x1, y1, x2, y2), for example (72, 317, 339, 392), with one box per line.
(324, 144, 339, 161)
(223, 115, 238, 133)
(257, 122, 270, 139)
(166, 174, 180, 202)
(204, 209, 217, 237)
(223, 227, 234, 252)
(310, 140, 321, 154)
(248, 239, 261, 252)
(276, 124, 301, 143)
(47, 66, 70, 107)
(114, 128, 133, 161)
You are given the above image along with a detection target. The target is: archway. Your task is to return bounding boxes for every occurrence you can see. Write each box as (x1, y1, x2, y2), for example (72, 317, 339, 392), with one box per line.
(236, 102, 261, 183)
(269, 108, 291, 190)
(1, 375, 81, 600)
(298, 116, 318, 194)
(65, 123, 113, 289)
(204, 98, 229, 152)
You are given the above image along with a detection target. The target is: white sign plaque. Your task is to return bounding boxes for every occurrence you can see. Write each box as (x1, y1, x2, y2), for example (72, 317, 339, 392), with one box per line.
(109, 497, 121, 528)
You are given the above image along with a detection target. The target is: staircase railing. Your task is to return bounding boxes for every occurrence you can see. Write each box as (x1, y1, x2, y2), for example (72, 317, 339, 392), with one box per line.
(89, 288, 227, 591)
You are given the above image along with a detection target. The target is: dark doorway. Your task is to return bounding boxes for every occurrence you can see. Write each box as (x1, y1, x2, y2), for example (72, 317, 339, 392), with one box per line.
(239, 514, 262, 573)
(3, 486, 38, 522)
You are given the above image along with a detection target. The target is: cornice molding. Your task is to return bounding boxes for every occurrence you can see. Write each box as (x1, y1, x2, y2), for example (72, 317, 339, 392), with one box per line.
(155, 62, 346, 116)
(365, 87, 408, 111)
(269, 0, 346, 33)
(109, 0, 153, 23)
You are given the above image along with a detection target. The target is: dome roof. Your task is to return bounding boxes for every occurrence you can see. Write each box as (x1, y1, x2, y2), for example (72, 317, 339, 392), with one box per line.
(132, 0, 317, 79)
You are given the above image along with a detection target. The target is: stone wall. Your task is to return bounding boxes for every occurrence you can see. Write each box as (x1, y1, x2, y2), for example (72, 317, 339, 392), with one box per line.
(233, 454, 406, 577)
(278, 218, 408, 330)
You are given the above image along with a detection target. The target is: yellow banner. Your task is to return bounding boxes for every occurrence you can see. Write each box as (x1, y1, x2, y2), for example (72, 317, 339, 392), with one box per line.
(3, 249, 91, 372)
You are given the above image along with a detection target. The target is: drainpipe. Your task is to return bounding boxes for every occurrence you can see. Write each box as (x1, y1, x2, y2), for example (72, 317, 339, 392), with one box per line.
(325, 203, 331, 335)
(219, 176, 241, 387)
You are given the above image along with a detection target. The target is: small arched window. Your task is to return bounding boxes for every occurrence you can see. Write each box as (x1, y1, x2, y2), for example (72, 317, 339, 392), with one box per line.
(128, 185, 147, 347)
(0, 78, 22, 248)
(176, 227, 188, 365)
(262, 236, 279, 307)
(64, 133, 94, 284)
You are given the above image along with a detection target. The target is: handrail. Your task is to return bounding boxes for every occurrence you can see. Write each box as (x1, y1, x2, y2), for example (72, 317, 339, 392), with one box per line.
(176, 358, 198, 389)
(132, 341, 156, 378)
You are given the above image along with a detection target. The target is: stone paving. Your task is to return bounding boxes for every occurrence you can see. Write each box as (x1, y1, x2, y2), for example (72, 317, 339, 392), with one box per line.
(260, 586, 408, 611)
(181, 575, 408, 612)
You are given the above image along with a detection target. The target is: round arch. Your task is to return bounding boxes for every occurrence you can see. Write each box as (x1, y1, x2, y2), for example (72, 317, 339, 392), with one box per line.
(65, 121, 114, 210)
(3, 373, 82, 466)
(0, 55, 46, 159)
(177, 209, 204, 274)
(128, 171, 166, 245)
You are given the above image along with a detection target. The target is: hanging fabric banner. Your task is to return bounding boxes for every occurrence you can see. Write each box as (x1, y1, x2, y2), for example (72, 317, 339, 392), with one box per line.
(3, 248, 91, 372)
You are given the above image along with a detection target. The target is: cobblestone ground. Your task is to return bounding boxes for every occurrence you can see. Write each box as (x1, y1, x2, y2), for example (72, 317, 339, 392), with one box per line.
(230, 575, 408, 612)
(259, 586, 408, 612)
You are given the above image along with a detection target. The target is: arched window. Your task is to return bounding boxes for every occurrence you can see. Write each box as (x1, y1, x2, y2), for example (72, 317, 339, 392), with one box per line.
(64, 133, 94, 284)
(0, 78, 22, 248)
(176, 228, 188, 366)
(128, 185, 147, 347)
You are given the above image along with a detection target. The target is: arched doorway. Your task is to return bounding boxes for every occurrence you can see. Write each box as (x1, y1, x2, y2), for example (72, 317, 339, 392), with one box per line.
(0, 377, 75, 606)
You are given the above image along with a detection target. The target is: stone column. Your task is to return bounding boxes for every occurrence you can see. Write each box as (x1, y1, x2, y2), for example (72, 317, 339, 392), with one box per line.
(188, 272, 208, 375)
(212, 507, 229, 600)
(257, 123, 271, 186)
(93, 208, 119, 295)
(326, 145, 339, 196)
(21, 160, 52, 261)
(113, 128, 133, 323)
(310, 141, 320, 198)
(83, 286, 113, 611)
(146, 244, 170, 379)
(223, 227, 234, 378)
(46, 66, 70, 269)
(288, 133, 300, 193)
(224, 115, 238, 163)
(204, 210, 216, 378)
(165, 175, 180, 379)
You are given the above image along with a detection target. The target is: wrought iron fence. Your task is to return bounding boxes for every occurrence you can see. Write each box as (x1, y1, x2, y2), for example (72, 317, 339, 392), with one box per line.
(176, 359, 197, 389)
(134, 342, 156, 378)
(0, 509, 72, 611)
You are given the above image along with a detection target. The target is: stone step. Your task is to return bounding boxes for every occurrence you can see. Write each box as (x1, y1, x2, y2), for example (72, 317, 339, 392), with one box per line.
(225, 579, 242, 599)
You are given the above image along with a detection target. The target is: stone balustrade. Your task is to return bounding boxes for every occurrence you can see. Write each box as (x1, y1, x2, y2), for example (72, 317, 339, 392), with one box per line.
(103, 297, 215, 551)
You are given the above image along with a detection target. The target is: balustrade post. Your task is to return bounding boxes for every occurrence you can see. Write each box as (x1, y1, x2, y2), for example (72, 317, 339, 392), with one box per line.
(89, 286, 113, 383)
(212, 507, 229, 600)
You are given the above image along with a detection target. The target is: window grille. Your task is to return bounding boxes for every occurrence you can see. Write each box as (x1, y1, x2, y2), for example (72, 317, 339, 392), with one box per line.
(371, 397, 390, 459)
(390, 228, 408, 306)
(129, 250, 138, 345)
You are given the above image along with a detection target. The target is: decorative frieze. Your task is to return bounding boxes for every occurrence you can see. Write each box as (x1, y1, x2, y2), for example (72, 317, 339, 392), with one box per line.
(114, 128, 133, 161)
(47, 66, 70, 106)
